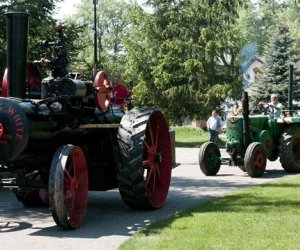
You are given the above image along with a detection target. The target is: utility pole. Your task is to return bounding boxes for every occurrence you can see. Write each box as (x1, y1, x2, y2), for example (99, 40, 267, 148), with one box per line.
(93, 0, 98, 78)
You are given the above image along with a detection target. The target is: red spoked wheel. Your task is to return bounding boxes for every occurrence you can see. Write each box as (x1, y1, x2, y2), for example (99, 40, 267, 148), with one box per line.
(142, 111, 172, 208)
(117, 109, 172, 209)
(49, 145, 89, 229)
(244, 142, 266, 177)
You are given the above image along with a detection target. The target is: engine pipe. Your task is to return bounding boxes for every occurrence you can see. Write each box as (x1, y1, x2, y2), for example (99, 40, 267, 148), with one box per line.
(5, 12, 29, 98)
(242, 91, 250, 149)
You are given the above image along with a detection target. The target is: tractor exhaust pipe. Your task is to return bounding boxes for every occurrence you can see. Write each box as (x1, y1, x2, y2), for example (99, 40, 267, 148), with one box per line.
(242, 91, 250, 148)
(288, 64, 293, 113)
(5, 12, 29, 98)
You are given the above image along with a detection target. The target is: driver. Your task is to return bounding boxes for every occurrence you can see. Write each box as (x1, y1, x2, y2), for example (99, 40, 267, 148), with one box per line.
(259, 93, 282, 118)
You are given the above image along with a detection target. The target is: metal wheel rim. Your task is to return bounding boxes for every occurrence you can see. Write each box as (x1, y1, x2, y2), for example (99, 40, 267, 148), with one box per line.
(50, 145, 89, 229)
(63, 146, 88, 228)
(205, 144, 220, 167)
(142, 111, 172, 208)
(253, 147, 266, 171)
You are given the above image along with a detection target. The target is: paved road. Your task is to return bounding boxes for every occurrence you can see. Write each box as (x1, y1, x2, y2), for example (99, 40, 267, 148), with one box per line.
(0, 148, 295, 250)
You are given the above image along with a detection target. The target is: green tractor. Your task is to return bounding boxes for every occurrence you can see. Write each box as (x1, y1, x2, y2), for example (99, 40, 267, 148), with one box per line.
(199, 66, 300, 177)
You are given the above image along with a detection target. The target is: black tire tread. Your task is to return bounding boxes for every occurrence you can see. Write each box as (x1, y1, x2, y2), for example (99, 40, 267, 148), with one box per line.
(279, 125, 300, 173)
(117, 108, 156, 209)
(198, 142, 221, 176)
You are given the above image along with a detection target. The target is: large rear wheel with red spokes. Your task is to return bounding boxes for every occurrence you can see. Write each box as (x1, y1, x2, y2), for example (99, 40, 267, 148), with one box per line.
(49, 145, 89, 229)
(117, 108, 172, 209)
(279, 125, 300, 173)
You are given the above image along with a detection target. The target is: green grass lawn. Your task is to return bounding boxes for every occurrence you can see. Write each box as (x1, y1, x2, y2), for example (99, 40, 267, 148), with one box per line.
(119, 126, 300, 249)
(172, 125, 225, 148)
(120, 174, 300, 250)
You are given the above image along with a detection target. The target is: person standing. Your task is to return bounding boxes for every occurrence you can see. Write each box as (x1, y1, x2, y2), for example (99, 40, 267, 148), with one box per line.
(206, 110, 222, 144)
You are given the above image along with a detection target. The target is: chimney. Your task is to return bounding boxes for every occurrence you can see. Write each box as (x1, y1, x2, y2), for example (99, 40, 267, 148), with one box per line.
(5, 12, 29, 98)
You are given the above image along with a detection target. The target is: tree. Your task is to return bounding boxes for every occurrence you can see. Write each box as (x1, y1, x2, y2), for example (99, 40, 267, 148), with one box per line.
(0, 0, 59, 78)
(250, 22, 300, 106)
(124, 0, 245, 122)
(66, 0, 131, 77)
(0, 0, 89, 80)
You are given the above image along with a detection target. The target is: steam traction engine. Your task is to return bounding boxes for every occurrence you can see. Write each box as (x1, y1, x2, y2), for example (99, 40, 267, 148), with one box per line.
(0, 12, 174, 229)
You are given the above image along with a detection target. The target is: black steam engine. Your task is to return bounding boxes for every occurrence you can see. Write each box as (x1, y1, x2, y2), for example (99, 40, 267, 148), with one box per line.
(0, 12, 174, 229)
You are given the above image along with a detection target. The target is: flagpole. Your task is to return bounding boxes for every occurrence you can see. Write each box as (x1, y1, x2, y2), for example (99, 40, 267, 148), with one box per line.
(93, 0, 98, 77)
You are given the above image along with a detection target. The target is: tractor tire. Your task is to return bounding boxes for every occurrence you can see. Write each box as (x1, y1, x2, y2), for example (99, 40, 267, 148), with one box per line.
(244, 142, 266, 177)
(279, 125, 300, 173)
(198, 142, 221, 176)
(117, 108, 172, 209)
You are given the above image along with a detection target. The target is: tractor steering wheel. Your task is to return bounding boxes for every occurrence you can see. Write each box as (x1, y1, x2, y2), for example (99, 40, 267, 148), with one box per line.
(258, 102, 274, 115)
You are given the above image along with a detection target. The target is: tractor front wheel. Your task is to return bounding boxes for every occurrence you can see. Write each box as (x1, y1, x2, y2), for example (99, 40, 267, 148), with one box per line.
(279, 125, 300, 172)
(49, 145, 89, 229)
(244, 142, 266, 177)
(198, 142, 221, 176)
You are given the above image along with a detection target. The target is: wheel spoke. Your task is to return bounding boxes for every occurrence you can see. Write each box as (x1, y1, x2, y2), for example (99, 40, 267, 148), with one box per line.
(155, 126, 159, 151)
(152, 168, 156, 197)
(148, 120, 155, 151)
(49, 145, 88, 229)
(64, 167, 73, 182)
(245, 143, 266, 177)
(145, 167, 154, 188)
(155, 163, 161, 181)
(143, 140, 151, 152)
(145, 162, 162, 199)
(254, 151, 263, 169)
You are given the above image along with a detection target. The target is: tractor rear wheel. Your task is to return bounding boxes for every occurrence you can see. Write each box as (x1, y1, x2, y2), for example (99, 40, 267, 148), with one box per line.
(279, 125, 300, 172)
(49, 145, 89, 229)
(117, 108, 172, 209)
(198, 142, 221, 176)
(244, 142, 266, 177)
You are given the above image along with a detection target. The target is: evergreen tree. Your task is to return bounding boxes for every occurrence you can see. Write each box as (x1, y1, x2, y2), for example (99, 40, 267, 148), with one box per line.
(0, 0, 59, 77)
(0, 0, 87, 80)
(250, 22, 299, 107)
(67, 0, 131, 76)
(124, 0, 245, 122)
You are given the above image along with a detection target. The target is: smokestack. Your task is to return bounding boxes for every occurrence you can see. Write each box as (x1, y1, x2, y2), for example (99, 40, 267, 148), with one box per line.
(242, 91, 250, 148)
(5, 12, 29, 98)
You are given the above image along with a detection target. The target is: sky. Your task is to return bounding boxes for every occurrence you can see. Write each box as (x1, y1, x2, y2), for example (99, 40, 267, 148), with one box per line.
(55, 0, 147, 19)
(54, 0, 81, 19)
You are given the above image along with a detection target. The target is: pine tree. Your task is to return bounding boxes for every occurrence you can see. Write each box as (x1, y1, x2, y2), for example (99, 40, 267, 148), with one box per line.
(250, 22, 299, 107)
